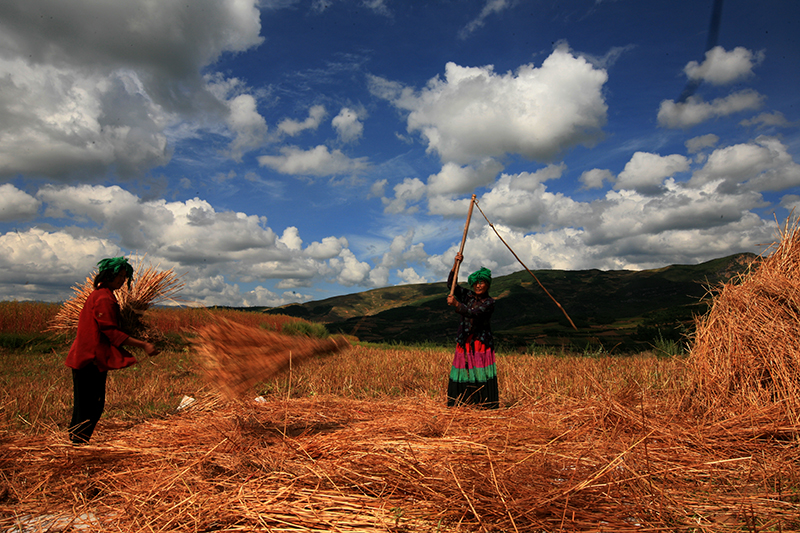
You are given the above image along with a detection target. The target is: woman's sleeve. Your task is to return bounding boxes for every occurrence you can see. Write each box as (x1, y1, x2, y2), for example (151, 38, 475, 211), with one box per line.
(447, 269, 468, 301)
(447, 269, 456, 292)
(93, 294, 130, 347)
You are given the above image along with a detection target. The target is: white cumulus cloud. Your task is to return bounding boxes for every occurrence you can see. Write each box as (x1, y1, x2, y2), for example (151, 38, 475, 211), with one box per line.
(0, 227, 122, 300)
(0, 184, 41, 221)
(0, 0, 265, 180)
(690, 137, 800, 193)
(426, 159, 504, 196)
(740, 112, 793, 129)
(371, 43, 608, 165)
(258, 145, 369, 176)
(580, 168, 614, 190)
(331, 249, 372, 286)
(397, 267, 427, 285)
(226, 94, 269, 160)
(0, 183, 398, 303)
(277, 105, 327, 136)
(614, 152, 690, 194)
(684, 46, 764, 85)
(685, 134, 719, 154)
(382, 177, 426, 214)
(474, 168, 580, 231)
(332, 107, 365, 143)
(657, 90, 764, 129)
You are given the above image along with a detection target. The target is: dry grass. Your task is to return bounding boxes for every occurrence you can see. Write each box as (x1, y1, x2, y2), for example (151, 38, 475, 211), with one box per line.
(689, 216, 800, 423)
(1, 389, 798, 532)
(0, 302, 60, 335)
(191, 319, 351, 399)
(254, 344, 688, 409)
(141, 306, 302, 337)
(2, 342, 799, 532)
(47, 260, 184, 341)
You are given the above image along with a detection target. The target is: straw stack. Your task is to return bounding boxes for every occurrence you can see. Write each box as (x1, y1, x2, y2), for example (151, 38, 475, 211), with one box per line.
(48, 260, 184, 341)
(191, 319, 350, 398)
(689, 216, 800, 422)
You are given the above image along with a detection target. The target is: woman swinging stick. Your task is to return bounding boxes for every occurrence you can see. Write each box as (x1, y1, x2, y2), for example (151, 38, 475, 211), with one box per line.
(445, 195, 499, 409)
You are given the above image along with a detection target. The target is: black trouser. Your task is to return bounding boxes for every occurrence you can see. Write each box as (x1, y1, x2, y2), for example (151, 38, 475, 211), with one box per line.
(69, 363, 108, 444)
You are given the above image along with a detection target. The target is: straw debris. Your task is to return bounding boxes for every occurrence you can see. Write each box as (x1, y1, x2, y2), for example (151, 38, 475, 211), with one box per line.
(689, 216, 800, 422)
(1, 395, 798, 532)
(192, 319, 351, 398)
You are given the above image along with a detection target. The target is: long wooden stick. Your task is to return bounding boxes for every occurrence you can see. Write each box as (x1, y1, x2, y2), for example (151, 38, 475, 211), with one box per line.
(450, 194, 477, 296)
(474, 200, 577, 330)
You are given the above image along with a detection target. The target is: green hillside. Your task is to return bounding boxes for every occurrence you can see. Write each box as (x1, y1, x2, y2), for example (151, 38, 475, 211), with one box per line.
(265, 253, 757, 352)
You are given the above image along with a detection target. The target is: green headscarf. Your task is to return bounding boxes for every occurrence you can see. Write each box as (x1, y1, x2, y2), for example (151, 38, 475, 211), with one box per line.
(468, 267, 492, 287)
(97, 257, 134, 287)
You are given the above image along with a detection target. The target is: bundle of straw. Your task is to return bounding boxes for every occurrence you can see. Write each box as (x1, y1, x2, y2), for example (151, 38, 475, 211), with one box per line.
(191, 319, 350, 399)
(689, 216, 800, 422)
(48, 260, 184, 342)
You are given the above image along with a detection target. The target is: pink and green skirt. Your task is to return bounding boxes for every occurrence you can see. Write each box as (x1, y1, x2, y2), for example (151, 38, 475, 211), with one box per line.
(447, 338, 499, 409)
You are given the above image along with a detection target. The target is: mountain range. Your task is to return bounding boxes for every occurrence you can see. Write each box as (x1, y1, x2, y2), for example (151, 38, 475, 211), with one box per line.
(263, 253, 758, 353)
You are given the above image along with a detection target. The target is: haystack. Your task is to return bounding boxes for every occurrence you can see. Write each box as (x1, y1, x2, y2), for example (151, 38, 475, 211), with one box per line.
(191, 319, 350, 398)
(689, 217, 800, 422)
(48, 260, 184, 342)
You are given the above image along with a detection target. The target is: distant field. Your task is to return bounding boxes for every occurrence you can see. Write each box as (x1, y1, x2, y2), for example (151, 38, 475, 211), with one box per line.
(0, 300, 684, 431)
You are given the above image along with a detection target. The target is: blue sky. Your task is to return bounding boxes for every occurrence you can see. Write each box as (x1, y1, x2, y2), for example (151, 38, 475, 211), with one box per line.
(1, 0, 799, 307)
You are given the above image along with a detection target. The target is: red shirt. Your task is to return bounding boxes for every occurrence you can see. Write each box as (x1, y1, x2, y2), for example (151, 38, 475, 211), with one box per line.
(65, 288, 137, 371)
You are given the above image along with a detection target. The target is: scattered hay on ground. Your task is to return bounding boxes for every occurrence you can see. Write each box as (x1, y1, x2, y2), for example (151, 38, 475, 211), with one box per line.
(191, 319, 351, 399)
(689, 216, 800, 422)
(1, 393, 798, 532)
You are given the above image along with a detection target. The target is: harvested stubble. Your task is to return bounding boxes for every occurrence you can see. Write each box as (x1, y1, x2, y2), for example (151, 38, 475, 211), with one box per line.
(191, 319, 351, 399)
(47, 261, 184, 342)
(1, 393, 798, 532)
(689, 217, 800, 422)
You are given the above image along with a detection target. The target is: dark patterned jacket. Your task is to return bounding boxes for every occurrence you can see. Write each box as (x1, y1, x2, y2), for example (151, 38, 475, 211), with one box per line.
(447, 270, 495, 350)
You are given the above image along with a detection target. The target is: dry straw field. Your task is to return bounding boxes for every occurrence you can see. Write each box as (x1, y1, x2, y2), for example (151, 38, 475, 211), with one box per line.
(2, 224, 800, 532)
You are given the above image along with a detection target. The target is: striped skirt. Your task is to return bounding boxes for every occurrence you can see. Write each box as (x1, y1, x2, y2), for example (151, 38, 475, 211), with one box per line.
(447, 338, 499, 409)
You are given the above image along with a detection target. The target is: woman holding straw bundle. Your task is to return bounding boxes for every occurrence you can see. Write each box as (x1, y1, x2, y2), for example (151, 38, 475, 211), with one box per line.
(65, 257, 160, 444)
(446, 253, 499, 409)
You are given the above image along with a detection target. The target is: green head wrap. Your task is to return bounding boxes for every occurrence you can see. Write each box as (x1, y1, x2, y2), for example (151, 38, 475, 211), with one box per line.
(97, 257, 134, 287)
(468, 267, 492, 288)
